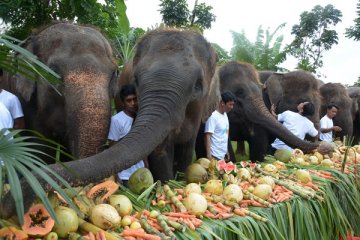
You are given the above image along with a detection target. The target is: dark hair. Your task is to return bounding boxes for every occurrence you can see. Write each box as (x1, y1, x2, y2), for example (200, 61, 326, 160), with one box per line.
(221, 91, 236, 103)
(303, 102, 315, 116)
(327, 102, 339, 110)
(120, 84, 136, 101)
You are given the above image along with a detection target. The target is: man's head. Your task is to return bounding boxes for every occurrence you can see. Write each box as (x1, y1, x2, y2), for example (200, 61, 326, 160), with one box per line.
(326, 102, 339, 119)
(120, 84, 138, 117)
(220, 91, 236, 113)
(297, 101, 315, 117)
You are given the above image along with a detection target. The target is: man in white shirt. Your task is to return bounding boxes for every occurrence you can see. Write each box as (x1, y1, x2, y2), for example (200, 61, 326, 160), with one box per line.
(0, 102, 13, 135)
(320, 102, 342, 142)
(205, 91, 236, 161)
(271, 102, 318, 151)
(0, 89, 25, 130)
(108, 84, 147, 186)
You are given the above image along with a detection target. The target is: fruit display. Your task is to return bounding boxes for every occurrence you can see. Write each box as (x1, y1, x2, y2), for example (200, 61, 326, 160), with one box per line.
(0, 142, 359, 240)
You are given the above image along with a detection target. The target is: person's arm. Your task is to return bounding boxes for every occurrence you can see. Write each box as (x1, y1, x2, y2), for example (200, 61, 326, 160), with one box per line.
(204, 132, 212, 160)
(13, 117, 25, 129)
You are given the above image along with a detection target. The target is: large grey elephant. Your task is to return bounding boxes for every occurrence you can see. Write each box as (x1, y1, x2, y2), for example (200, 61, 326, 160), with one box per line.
(196, 61, 319, 162)
(347, 86, 360, 144)
(264, 70, 321, 131)
(1, 28, 219, 216)
(319, 83, 353, 140)
(0, 22, 118, 160)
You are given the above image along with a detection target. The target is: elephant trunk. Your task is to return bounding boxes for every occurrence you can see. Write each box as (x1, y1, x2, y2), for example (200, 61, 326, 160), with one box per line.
(245, 96, 319, 152)
(64, 70, 111, 158)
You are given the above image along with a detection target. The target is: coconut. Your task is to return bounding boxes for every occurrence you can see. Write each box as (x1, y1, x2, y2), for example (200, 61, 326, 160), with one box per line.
(291, 157, 305, 165)
(295, 169, 312, 183)
(53, 206, 79, 238)
(313, 152, 324, 161)
(274, 149, 292, 163)
(252, 184, 272, 200)
(263, 164, 277, 173)
(185, 163, 208, 184)
(184, 183, 202, 196)
(109, 194, 133, 217)
(183, 193, 208, 216)
(195, 158, 211, 169)
(309, 155, 320, 165)
(222, 184, 243, 203)
(236, 168, 251, 180)
(90, 204, 121, 230)
(204, 180, 223, 195)
(258, 176, 275, 189)
(128, 168, 154, 194)
(321, 159, 334, 167)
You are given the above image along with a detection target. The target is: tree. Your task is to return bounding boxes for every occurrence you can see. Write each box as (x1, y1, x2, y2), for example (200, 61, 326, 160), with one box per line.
(211, 43, 231, 65)
(0, 0, 129, 40)
(230, 24, 288, 71)
(159, 0, 216, 31)
(351, 76, 360, 87)
(287, 4, 342, 74)
(346, 0, 360, 40)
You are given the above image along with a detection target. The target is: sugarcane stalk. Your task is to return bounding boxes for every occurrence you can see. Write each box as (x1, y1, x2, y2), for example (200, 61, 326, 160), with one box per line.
(242, 189, 273, 207)
(156, 214, 174, 237)
(77, 218, 122, 240)
(164, 217, 187, 233)
(140, 218, 169, 239)
(155, 180, 163, 198)
(231, 203, 267, 222)
(207, 204, 219, 215)
(163, 185, 187, 212)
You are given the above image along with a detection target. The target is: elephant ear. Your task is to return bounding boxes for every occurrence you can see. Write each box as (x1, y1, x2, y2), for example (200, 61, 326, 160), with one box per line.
(266, 73, 284, 110)
(109, 68, 119, 99)
(202, 67, 221, 122)
(115, 61, 135, 112)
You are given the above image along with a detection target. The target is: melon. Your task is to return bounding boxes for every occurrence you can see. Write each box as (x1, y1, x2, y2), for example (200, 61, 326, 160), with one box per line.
(274, 149, 292, 163)
(128, 168, 154, 194)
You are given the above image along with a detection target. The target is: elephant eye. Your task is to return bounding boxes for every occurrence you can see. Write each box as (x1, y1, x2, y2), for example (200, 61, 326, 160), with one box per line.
(194, 77, 203, 92)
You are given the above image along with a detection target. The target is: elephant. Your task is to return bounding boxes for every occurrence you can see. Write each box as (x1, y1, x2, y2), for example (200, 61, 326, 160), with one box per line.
(319, 83, 353, 140)
(1, 28, 219, 217)
(0, 22, 118, 161)
(195, 61, 319, 162)
(347, 86, 360, 144)
(264, 70, 321, 132)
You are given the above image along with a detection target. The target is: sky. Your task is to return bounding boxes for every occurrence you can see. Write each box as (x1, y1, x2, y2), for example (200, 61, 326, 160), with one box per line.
(125, 0, 359, 85)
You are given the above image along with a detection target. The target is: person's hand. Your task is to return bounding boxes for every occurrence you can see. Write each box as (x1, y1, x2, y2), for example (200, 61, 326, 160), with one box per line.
(333, 126, 342, 132)
(270, 104, 277, 117)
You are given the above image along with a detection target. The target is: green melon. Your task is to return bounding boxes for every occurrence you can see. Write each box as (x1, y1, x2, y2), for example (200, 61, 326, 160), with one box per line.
(128, 168, 154, 194)
(274, 149, 292, 163)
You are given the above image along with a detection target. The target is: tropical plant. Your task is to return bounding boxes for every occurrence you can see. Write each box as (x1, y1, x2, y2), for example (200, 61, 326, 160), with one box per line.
(345, 0, 360, 41)
(230, 24, 288, 71)
(159, 0, 216, 31)
(287, 4, 342, 74)
(0, 0, 129, 40)
(211, 43, 231, 65)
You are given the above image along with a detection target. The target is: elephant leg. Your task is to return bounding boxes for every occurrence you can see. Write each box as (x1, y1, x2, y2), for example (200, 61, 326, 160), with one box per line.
(228, 140, 236, 163)
(174, 137, 196, 175)
(248, 128, 269, 162)
(148, 140, 174, 182)
(236, 141, 246, 155)
(194, 123, 207, 159)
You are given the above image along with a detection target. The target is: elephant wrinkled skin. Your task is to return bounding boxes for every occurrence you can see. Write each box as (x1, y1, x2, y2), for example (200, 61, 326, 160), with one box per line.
(0, 22, 118, 160)
(0, 29, 219, 217)
(347, 87, 360, 144)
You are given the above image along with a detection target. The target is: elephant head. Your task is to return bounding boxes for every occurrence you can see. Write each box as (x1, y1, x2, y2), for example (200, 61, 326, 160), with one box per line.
(347, 87, 360, 144)
(217, 61, 318, 162)
(1, 28, 218, 216)
(319, 83, 353, 139)
(265, 70, 321, 130)
(1, 23, 118, 160)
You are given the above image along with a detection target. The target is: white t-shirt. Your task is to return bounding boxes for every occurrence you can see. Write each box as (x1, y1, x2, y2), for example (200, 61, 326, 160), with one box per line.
(319, 115, 333, 142)
(272, 110, 318, 151)
(204, 110, 229, 160)
(108, 111, 144, 180)
(0, 102, 13, 136)
(0, 90, 24, 122)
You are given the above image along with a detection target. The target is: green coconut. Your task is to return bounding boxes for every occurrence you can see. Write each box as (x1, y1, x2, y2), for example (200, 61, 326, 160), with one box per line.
(185, 163, 208, 184)
(195, 158, 211, 169)
(128, 168, 154, 194)
(274, 149, 292, 163)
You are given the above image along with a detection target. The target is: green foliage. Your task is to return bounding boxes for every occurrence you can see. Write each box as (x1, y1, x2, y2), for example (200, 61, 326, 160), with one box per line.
(211, 43, 231, 65)
(345, 0, 360, 40)
(230, 24, 288, 71)
(0, 0, 129, 40)
(159, 0, 216, 31)
(287, 4, 342, 73)
(350, 76, 360, 87)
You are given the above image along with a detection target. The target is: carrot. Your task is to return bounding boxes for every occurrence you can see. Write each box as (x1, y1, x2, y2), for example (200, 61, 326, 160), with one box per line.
(233, 208, 246, 217)
(250, 200, 264, 207)
(123, 237, 137, 240)
(95, 230, 106, 240)
(302, 182, 319, 190)
(84, 232, 96, 240)
(132, 212, 139, 219)
(163, 212, 196, 218)
(174, 188, 184, 195)
(147, 219, 163, 231)
(218, 213, 234, 220)
(158, 194, 166, 200)
(204, 210, 217, 219)
(183, 218, 196, 230)
(216, 202, 232, 212)
(170, 204, 177, 212)
(122, 229, 161, 240)
(190, 218, 202, 227)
